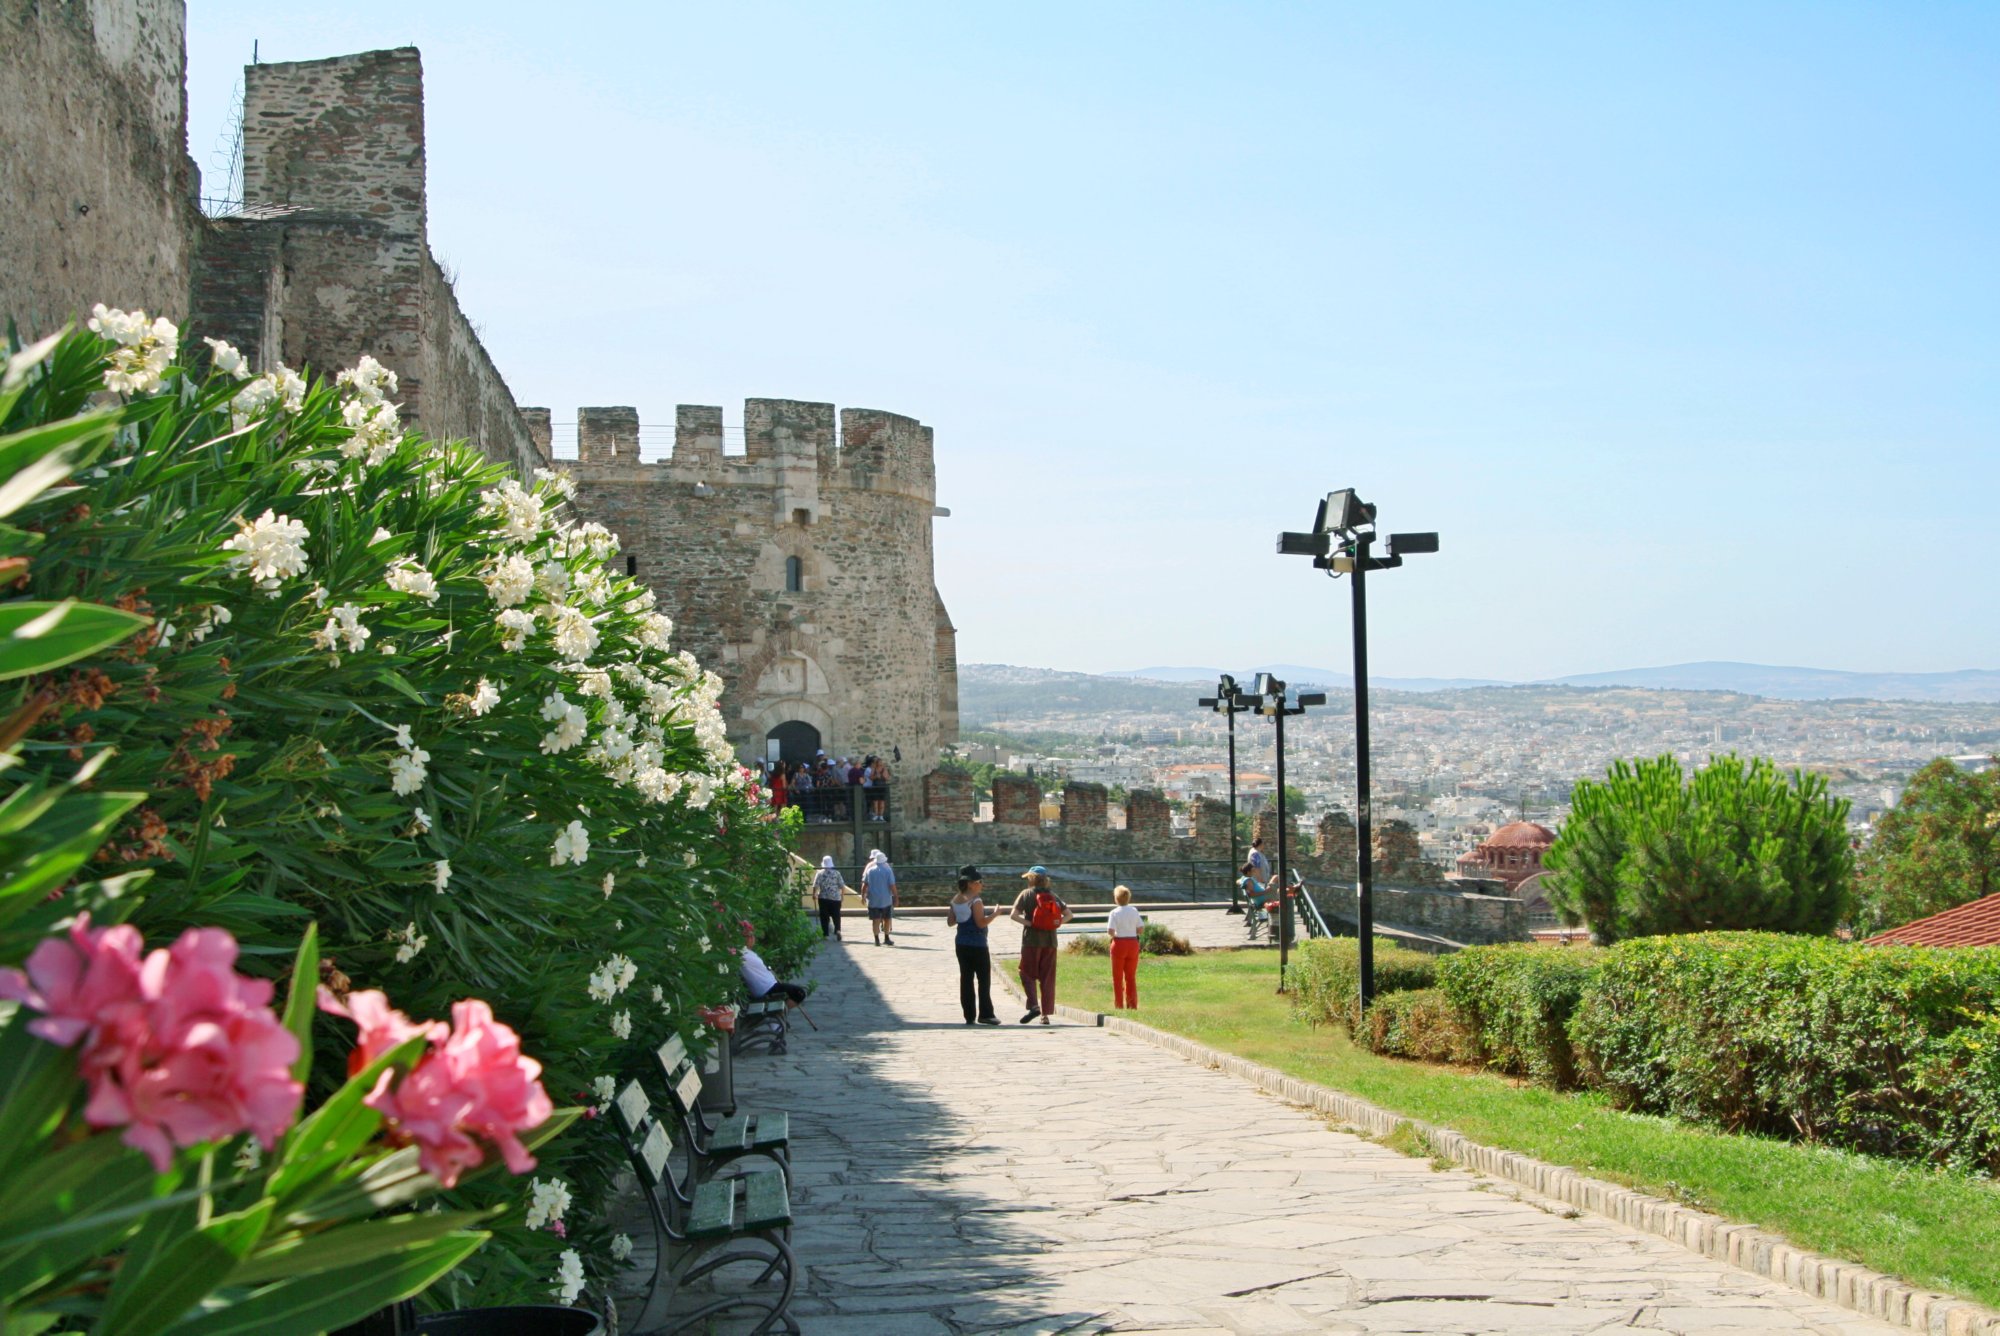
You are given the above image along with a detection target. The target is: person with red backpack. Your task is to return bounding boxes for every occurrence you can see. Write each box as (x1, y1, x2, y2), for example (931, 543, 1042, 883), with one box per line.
(1010, 865, 1071, 1024)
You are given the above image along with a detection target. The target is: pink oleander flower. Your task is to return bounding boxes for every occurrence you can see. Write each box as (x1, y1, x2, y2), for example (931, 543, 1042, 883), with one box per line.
(317, 986, 447, 1078)
(324, 994, 552, 1189)
(0, 917, 303, 1172)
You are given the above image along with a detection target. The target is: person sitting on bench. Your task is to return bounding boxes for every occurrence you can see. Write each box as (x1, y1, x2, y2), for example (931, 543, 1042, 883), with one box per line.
(740, 926, 807, 1007)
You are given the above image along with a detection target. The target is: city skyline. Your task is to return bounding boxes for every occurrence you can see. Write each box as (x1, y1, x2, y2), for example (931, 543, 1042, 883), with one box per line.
(184, 2, 2000, 681)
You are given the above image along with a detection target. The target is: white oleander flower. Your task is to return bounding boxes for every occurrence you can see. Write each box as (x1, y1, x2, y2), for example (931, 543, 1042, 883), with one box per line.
(573, 666, 613, 699)
(533, 559, 570, 603)
(591, 1075, 617, 1106)
(480, 478, 545, 545)
(610, 1010, 632, 1040)
(549, 605, 599, 661)
(340, 398, 401, 466)
(572, 567, 611, 609)
(310, 603, 369, 655)
(497, 608, 537, 651)
(533, 466, 578, 500)
(525, 1177, 572, 1231)
(393, 922, 427, 963)
(650, 984, 664, 1003)
(434, 859, 451, 892)
(385, 557, 438, 603)
(202, 336, 251, 380)
(468, 678, 502, 716)
(393, 724, 414, 750)
(540, 691, 587, 754)
(223, 510, 310, 593)
(388, 746, 430, 796)
(601, 871, 616, 898)
(336, 354, 399, 403)
(411, 806, 432, 834)
(233, 1138, 262, 1172)
(635, 612, 674, 651)
(88, 305, 178, 394)
(371, 527, 394, 545)
(610, 1233, 633, 1263)
(551, 819, 589, 867)
(550, 1249, 585, 1304)
(186, 603, 232, 643)
(482, 553, 535, 608)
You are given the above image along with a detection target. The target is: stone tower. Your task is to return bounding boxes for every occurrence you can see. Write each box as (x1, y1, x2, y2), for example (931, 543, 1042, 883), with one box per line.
(541, 400, 960, 782)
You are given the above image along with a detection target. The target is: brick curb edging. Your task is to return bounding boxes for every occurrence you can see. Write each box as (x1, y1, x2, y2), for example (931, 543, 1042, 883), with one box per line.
(1005, 977, 2000, 1336)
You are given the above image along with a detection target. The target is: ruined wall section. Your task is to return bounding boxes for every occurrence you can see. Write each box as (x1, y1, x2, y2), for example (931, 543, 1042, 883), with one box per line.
(558, 401, 950, 779)
(193, 47, 539, 475)
(1, 0, 201, 328)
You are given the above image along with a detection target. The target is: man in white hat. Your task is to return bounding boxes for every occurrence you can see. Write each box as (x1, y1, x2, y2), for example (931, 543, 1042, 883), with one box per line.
(812, 854, 850, 940)
(861, 848, 899, 946)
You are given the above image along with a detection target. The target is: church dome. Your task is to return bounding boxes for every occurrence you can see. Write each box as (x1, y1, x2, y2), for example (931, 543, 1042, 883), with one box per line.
(1486, 821, 1556, 848)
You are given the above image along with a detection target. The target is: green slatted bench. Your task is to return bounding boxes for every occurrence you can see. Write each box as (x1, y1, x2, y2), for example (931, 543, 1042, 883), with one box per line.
(610, 1080, 796, 1336)
(731, 996, 789, 1056)
(657, 1035, 790, 1184)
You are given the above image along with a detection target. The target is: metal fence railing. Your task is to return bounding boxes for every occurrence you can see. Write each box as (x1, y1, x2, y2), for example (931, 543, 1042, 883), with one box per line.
(826, 859, 1237, 907)
(776, 782, 893, 827)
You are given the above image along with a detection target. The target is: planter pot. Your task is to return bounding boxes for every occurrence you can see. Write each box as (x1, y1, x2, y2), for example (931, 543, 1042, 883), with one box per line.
(415, 1307, 602, 1336)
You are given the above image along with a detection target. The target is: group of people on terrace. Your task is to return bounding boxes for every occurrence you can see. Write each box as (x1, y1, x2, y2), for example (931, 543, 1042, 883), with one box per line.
(763, 751, 893, 823)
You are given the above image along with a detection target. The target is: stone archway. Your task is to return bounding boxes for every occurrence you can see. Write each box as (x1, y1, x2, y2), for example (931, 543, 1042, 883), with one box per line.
(766, 720, 821, 765)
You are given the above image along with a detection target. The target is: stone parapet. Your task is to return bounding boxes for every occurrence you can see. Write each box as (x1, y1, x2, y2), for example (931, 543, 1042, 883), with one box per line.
(1126, 789, 1170, 838)
(990, 775, 1043, 827)
(922, 769, 973, 824)
(1061, 782, 1108, 831)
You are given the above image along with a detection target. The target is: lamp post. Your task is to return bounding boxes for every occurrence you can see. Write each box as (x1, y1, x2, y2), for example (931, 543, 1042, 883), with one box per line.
(1196, 674, 1246, 911)
(1277, 492, 1437, 1008)
(1232, 674, 1327, 991)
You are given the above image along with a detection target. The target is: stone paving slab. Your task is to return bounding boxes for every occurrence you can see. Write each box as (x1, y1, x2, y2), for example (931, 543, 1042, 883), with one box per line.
(719, 919, 1900, 1335)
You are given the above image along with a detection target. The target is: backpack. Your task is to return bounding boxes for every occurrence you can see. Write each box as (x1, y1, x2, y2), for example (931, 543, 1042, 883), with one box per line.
(1029, 889, 1065, 932)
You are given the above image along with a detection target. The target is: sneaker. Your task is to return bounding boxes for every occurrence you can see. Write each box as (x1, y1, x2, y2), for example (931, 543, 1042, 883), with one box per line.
(977, 1016, 1001, 1026)
(1018, 1009, 1039, 1024)
(885, 936, 895, 946)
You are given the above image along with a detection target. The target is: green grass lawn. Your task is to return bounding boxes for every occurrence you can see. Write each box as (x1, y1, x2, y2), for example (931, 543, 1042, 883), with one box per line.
(1060, 946, 2000, 1308)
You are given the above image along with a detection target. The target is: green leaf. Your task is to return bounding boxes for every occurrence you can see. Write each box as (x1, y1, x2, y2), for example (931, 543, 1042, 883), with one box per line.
(93, 1199, 273, 1336)
(0, 787, 146, 928)
(0, 1016, 76, 1186)
(163, 1233, 487, 1336)
(0, 415, 116, 519)
(0, 1151, 161, 1305)
(265, 1036, 424, 1205)
(278, 924, 318, 1085)
(227, 1208, 493, 1287)
(0, 601, 150, 681)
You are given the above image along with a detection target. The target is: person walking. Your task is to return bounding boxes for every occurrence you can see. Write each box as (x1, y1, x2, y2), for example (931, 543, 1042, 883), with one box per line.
(1106, 885, 1143, 1010)
(1010, 865, 1071, 1023)
(861, 848, 898, 946)
(812, 854, 849, 940)
(950, 865, 1002, 1025)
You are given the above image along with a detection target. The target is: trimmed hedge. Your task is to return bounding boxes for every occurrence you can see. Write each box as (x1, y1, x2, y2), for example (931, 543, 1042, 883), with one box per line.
(1360, 987, 1481, 1064)
(1435, 944, 1603, 1087)
(1570, 933, 2000, 1174)
(1290, 936, 1438, 1029)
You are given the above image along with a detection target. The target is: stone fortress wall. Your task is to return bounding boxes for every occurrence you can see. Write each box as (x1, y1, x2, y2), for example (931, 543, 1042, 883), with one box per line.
(1, 0, 202, 332)
(549, 402, 959, 780)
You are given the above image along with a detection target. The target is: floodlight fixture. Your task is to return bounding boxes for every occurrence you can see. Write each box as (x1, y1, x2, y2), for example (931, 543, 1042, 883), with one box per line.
(1319, 489, 1375, 534)
(1277, 530, 1330, 557)
(1388, 532, 1440, 556)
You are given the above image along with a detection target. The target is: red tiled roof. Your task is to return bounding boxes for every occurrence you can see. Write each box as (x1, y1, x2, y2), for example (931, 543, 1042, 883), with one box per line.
(1864, 891, 2000, 948)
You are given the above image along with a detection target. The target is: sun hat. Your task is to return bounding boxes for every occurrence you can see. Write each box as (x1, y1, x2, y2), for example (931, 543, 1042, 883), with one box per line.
(1021, 865, 1050, 879)
(820, 855, 836, 869)
(957, 864, 984, 882)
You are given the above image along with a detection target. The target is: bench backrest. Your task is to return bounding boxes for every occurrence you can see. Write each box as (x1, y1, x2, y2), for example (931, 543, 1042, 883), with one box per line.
(613, 1079, 651, 1139)
(614, 1078, 683, 1197)
(654, 1044, 707, 1118)
(657, 1033, 689, 1072)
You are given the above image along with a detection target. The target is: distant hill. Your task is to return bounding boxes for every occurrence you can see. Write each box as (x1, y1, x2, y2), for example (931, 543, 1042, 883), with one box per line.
(1110, 665, 1509, 692)
(1099, 661, 2000, 704)
(1539, 662, 2000, 703)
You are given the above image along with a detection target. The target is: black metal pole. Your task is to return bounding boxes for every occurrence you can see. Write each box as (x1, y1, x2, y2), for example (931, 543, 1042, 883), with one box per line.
(1276, 701, 1290, 992)
(1226, 703, 1240, 886)
(1352, 532, 1375, 1009)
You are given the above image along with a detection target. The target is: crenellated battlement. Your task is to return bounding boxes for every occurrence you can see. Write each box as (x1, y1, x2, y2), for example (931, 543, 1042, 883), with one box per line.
(526, 399, 937, 504)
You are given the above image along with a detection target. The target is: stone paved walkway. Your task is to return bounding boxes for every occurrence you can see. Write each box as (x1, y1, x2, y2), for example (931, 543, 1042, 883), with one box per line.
(731, 918, 1897, 1335)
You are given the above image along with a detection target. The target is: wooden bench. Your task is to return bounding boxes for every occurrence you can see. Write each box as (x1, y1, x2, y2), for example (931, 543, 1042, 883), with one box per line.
(610, 1080, 796, 1335)
(657, 1035, 790, 1185)
(731, 996, 789, 1056)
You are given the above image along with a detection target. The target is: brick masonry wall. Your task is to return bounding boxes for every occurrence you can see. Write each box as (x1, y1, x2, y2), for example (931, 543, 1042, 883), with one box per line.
(990, 774, 1042, 827)
(1126, 790, 1170, 839)
(922, 769, 974, 823)
(1061, 782, 1108, 830)
(1, 0, 202, 330)
(562, 401, 954, 779)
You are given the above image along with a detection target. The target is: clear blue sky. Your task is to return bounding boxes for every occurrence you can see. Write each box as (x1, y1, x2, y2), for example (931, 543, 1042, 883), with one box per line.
(185, 2, 1999, 682)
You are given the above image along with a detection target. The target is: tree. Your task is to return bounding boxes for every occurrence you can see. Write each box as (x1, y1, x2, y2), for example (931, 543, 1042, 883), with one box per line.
(1543, 754, 1851, 944)
(1853, 757, 2000, 936)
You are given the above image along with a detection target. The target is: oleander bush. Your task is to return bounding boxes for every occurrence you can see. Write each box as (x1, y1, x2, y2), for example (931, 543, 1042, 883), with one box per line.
(1357, 987, 1480, 1064)
(1, 311, 806, 1312)
(1289, 936, 1438, 1030)
(1434, 943, 1603, 1087)
(1569, 932, 2000, 1174)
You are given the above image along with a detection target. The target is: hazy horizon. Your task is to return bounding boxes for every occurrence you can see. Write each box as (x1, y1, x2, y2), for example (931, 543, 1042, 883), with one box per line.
(184, 3, 1999, 681)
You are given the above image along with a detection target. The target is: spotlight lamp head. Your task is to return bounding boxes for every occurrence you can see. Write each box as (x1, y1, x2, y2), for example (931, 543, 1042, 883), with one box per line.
(1319, 489, 1376, 535)
(1252, 672, 1278, 699)
(1218, 673, 1237, 695)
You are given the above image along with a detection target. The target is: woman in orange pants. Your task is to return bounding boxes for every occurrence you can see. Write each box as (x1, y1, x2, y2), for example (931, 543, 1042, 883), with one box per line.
(1106, 885, 1143, 1009)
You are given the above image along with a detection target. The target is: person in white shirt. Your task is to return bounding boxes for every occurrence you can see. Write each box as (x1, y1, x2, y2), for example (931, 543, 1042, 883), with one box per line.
(1106, 885, 1145, 1010)
(740, 927, 806, 1006)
